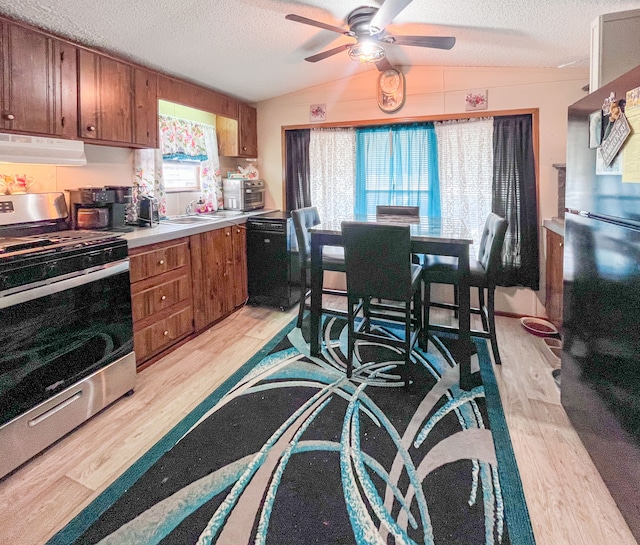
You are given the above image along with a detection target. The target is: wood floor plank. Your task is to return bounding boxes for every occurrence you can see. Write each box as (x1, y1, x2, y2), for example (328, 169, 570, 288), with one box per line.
(0, 306, 636, 545)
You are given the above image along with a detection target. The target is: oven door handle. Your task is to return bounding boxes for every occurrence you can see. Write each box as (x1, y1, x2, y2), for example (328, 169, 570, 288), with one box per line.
(0, 259, 130, 309)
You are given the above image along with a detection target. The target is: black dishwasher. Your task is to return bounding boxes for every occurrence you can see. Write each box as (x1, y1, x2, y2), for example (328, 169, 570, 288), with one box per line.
(246, 211, 302, 309)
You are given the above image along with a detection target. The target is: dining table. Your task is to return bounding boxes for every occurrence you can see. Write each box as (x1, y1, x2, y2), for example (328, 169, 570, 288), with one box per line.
(309, 214, 476, 391)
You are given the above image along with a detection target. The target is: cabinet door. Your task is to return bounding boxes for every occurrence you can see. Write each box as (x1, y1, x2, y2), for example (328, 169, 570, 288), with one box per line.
(133, 68, 158, 147)
(545, 229, 564, 329)
(238, 102, 257, 157)
(191, 227, 234, 330)
(232, 224, 248, 307)
(78, 49, 133, 143)
(0, 22, 77, 136)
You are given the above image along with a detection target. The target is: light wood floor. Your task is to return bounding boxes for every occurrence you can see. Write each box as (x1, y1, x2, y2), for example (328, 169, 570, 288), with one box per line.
(0, 302, 636, 545)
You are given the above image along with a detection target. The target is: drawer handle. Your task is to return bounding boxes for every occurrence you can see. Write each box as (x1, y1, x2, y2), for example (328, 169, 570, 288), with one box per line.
(226, 232, 230, 236)
(86, 124, 96, 132)
(161, 295, 167, 301)
(163, 330, 169, 336)
(4, 113, 15, 121)
(159, 259, 165, 265)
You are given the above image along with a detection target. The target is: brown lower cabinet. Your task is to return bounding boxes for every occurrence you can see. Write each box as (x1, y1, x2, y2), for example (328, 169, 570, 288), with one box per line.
(545, 228, 564, 329)
(129, 225, 248, 369)
(191, 224, 248, 331)
(129, 237, 194, 369)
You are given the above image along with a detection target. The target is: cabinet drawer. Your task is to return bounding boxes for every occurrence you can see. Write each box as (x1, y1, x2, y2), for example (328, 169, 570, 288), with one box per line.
(134, 304, 193, 362)
(129, 240, 189, 282)
(131, 273, 191, 322)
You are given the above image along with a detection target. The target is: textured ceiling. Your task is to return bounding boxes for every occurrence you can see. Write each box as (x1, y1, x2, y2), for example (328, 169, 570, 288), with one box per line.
(1, 0, 639, 103)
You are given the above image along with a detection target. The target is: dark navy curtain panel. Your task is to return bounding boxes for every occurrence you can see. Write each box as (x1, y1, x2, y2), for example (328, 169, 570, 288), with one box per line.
(492, 114, 539, 290)
(285, 129, 311, 213)
(355, 123, 441, 217)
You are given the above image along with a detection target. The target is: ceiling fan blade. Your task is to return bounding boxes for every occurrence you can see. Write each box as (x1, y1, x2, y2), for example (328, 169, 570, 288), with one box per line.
(370, 0, 413, 33)
(375, 57, 394, 72)
(385, 35, 456, 50)
(285, 14, 350, 35)
(305, 44, 352, 63)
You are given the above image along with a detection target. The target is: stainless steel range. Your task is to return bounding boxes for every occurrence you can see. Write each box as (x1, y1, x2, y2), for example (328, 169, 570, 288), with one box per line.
(0, 193, 136, 479)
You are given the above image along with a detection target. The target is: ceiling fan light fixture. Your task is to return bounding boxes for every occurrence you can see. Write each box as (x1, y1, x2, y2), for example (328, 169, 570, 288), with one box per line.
(348, 40, 385, 64)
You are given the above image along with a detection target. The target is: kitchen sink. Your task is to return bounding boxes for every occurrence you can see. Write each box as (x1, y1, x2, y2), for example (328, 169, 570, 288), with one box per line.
(160, 215, 221, 225)
(199, 210, 244, 218)
(160, 210, 245, 225)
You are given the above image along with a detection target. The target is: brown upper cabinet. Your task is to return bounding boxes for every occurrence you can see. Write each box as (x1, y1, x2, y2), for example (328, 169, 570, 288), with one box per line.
(78, 49, 134, 144)
(216, 104, 258, 158)
(0, 21, 77, 138)
(133, 68, 158, 148)
(238, 102, 258, 158)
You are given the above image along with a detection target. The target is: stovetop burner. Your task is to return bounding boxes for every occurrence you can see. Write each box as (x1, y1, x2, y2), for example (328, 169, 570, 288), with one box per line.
(0, 230, 121, 257)
(0, 236, 54, 254)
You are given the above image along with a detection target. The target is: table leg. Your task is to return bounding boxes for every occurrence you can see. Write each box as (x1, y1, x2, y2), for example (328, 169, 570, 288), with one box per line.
(457, 246, 473, 391)
(310, 239, 323, 356)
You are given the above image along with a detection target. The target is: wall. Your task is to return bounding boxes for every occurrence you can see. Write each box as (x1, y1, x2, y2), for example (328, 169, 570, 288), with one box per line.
(256, 65, 589, 317)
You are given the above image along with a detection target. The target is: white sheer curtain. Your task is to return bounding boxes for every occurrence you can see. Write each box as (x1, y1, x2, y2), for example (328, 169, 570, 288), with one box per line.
(201, 124, 223, 210)
(132, 149, 166, 218)
(309, 128, 356, 220)
(434, 117, 494, 257)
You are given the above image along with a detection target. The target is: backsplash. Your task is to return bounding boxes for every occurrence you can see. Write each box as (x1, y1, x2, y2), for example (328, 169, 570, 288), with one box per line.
(1, 148, 262, 218)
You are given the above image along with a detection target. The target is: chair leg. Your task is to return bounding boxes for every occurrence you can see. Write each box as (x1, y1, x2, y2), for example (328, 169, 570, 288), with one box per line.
(423, 281, 431, 346)
(478, 287, 489, 332)
(404, 301, 412, 385)
(453, 286, 459, 319)
(363, 297, 371, 333)
(414, 283, 424, 350)
(487, 287, 501, 365)
(347, 297, 356, 378)
(297, 266, 309, 329)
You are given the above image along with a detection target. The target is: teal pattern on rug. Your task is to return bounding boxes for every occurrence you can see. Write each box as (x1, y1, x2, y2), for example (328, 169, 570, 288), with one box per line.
(48, 314, 536, 545)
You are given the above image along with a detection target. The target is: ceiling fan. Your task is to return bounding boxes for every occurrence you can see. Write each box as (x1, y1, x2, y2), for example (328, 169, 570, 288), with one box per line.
(285, 0, 455, 69)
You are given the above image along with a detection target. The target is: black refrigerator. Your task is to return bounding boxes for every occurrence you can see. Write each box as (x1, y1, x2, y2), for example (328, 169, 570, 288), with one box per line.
(563, 65, 640, 539)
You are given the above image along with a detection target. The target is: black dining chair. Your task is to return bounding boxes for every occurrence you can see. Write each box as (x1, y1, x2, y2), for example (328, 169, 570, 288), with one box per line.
(291, 206, 346, 328)
(376, 205, 421, 266)
(341, 221, 423, 380)
(423, 212, 508, 365)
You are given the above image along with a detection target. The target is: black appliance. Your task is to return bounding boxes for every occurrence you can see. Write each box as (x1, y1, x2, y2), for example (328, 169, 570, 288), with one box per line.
(246, 211, 301, 309)
(563, 65, 640, 540)
(0, 193, 136, 479)
(67, 186, 134, 232)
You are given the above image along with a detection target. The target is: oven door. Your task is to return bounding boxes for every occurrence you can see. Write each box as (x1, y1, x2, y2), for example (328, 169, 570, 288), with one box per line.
(0, 260, 134, 427)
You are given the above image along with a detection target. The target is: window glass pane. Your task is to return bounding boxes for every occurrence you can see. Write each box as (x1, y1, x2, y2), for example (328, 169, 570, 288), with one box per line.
(163, 161, 201, 193)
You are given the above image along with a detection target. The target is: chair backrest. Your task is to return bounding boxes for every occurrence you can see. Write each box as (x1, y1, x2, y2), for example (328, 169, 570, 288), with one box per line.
(341, 221, 413, 301)
(291, 206, 321, 264)
(376, 205, 420, 218)
(477, 213, 508, 283)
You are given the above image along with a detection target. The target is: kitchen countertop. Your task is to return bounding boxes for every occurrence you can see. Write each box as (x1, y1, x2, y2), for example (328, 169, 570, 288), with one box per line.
(543, 217, 565, 237)
(122, 209, 277, 249)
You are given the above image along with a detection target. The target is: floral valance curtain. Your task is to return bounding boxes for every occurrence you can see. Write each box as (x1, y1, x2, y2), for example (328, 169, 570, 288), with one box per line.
(160, 115, 208, 161)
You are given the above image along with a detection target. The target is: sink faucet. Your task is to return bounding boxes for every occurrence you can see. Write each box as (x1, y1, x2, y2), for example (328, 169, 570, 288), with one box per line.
(185, 200, 196, 215)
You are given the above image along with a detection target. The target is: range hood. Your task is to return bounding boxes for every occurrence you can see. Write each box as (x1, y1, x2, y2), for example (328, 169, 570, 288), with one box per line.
(0, 132, 87, 166)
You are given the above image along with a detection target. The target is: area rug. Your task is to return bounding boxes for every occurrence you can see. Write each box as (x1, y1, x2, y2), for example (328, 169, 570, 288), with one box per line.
(48, 314, 535, 545)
